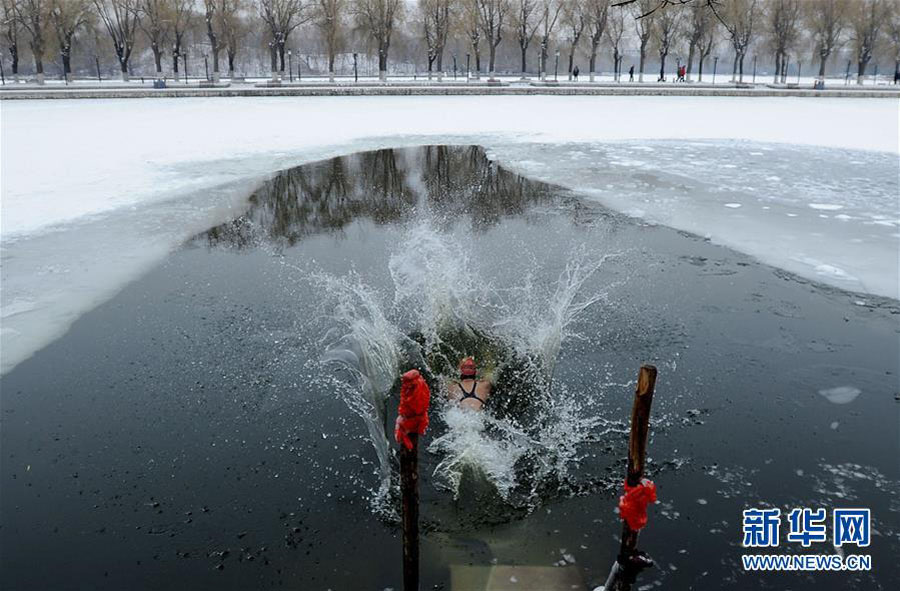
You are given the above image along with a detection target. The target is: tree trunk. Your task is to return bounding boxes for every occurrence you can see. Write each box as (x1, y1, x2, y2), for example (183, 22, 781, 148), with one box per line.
(731, 54, 738, 81)
(427, 56, 433, 79)
(658, 51, 667, 81)
(10, 45, 19, 75)
(639, 46, 645, 82)
(774, 51, 780, 83)
(857, 59, 867, 84)
(153, 46, 163, 75)
(119, 58, 129, 82)
(328, 51, 335, 82)
(698, 56, 704, 81)
(278, 44, 285, 75)
(686, 42, 695, 80)
(474, 51, 481, 77)
(818, 53, 827, 80)
(437, 52, 443, 81)
(520, 45, 527, 75)
(781, 54, 788, 83)
(379, 43, 388, 81)
(567, 51, 574, 79)
(589, 46, 597, 81)
(540, 43, 548, 79)
(270, 45, 278, 80)
(613, 48, 619, 80)
(488, 44, 496, 78)
(738, 53, 745, 82)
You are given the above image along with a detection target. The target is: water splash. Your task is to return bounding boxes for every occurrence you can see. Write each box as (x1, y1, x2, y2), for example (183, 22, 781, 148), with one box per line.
(316, 271, 402, 502)
(317, 218, 620, 514)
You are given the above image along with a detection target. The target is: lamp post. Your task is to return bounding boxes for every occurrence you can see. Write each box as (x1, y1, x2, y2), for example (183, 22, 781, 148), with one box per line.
(712, 56, 718, 84)
(453, 54, 457, 80)
(353, 52, 358, 83)
(183, 53, 188, 83)
(203, 53, 209, 82)
(752, 55, 757, 83)
(0, 58, 4, 85)
(288, 50, 293, 82)
(96, 55, 101, 83)
(554, 50, 559, 82)
(466, 53, 470, 81)
(797, 61, 802, 84)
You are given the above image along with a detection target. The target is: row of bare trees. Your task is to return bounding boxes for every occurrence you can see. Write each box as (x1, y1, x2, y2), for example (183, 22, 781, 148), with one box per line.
(625, 0, 900, 84)
(2, 0, 899, 84)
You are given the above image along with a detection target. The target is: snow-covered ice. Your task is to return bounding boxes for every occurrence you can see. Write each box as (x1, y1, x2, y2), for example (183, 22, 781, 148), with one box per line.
(1, 95, 898, 373)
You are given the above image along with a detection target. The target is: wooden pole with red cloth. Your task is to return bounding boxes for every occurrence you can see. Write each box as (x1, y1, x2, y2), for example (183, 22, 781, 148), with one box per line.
(394, 370, 430, 591)
(605, 364, 658, 591)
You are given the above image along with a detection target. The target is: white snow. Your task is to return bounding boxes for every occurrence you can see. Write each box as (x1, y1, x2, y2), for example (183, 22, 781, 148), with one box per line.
(1, 95, 898, 374)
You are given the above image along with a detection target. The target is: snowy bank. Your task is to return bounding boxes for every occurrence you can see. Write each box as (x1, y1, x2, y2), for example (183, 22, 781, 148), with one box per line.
(1, 95, 897, 373)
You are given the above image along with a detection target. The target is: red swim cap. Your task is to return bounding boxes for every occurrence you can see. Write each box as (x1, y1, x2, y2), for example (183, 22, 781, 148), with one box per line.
(459, 357, 477, 377)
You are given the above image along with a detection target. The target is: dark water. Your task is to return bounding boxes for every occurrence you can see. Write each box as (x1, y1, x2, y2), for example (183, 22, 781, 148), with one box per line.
(1, 146, 898, 590)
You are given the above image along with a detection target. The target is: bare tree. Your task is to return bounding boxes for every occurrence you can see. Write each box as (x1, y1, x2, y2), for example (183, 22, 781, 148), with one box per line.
(804, 0, 846, 82)
(353, 0, 402, 81)
(888, 0, 900, 82)
(49, 0, 90, 81)
(653, 2, 679, 80)
(849, 0, 884, 83)
(220, 0, 247, 79)
(94, 0, 140, 81)
(132, 0, 169, 77)
(537, 0, 561, 78)
(633, 0, 655, 82)
(16, 0, 48, 83)
(1, 0, 21, 80)
(696, 4, 716, 80)
(764, 0, 800, 83)
(171, 0, 192, 74)
(421, 0, 450, 78)
(682, 0, 711, 80)
(583, 0, 607, 81)
(462, 0, 481, 76)
(606, 1, 625, 79)
(316, 0, 343, 81)
(510, 0, 540, 75)
(203, 0, 222, 81)
(711, 0, 758, 82)
(475, 0, 506, 78)
(562, 0, 585, 78)
(259, 0, 309, 80)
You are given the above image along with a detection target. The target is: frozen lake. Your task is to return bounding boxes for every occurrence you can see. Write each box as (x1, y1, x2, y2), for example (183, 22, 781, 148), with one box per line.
(1, 96, 897, 376)
(1, 146, 897, 590)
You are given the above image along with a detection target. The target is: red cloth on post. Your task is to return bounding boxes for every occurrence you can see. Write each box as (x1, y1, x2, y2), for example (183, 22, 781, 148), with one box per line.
(618, 478, 657, 531)
(394, 369, 430, 450)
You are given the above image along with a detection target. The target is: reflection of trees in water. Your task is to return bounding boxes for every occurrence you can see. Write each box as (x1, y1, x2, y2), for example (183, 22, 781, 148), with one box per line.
(195, 145, 559, 249)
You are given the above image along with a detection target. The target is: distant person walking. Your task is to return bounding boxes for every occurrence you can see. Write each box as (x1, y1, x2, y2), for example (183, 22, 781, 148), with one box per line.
(629, 65, 634, 82)
(573, 65, 579, 81)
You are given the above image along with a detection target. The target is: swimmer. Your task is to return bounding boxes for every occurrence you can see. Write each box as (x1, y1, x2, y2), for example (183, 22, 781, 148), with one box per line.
(447, 357, 491, 411)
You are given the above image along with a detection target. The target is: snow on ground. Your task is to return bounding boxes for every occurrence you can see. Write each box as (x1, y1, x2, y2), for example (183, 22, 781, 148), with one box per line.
(1, 95, 897, 374)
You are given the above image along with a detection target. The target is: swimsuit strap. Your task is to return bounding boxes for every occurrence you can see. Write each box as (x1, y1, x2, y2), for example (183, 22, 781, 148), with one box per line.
(458, 380, 485, 405)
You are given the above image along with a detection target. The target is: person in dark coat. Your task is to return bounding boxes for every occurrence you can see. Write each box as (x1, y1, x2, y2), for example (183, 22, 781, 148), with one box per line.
(629, 65, 635, 81)
(573, 65, 579, 81)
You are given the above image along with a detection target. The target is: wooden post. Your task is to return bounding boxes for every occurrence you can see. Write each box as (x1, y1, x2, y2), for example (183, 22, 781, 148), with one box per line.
(400, 433, 419, 591)
(605, 364, 657, 591)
